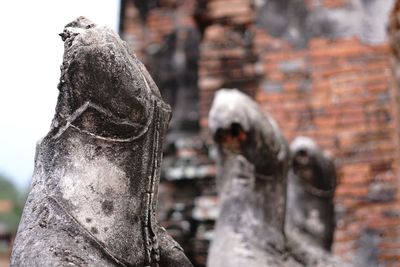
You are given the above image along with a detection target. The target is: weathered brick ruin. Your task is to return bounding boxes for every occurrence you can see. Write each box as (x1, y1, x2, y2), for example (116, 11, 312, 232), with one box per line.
(120, 0, 400, 266)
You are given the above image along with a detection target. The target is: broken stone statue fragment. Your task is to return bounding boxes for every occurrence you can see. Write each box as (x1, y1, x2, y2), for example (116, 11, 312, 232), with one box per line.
(286, 136, 336, 252)
(10, 17, 192, 267)
(207, 89, 349, 267)
(207, 88, 293, 267)
(285, 137, 348, 266)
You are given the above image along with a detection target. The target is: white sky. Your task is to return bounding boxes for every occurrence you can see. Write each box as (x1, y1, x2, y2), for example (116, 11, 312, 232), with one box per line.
(0, 0, 120, 189)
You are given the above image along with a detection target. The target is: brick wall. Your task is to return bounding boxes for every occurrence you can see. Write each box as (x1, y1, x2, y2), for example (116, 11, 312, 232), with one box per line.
(121, 0, 197, 60)
(198, 0, 258, 129)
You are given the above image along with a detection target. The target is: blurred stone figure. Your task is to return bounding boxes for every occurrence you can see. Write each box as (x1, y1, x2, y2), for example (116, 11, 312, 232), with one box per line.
(10, 17, 192, 267)
(286, 137, 336, 251)
(207, 89, 348, 267)
(207, 89, 295, 267)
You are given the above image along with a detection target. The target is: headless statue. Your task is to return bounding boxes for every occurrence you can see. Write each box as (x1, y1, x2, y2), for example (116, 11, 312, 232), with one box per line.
(207, 89, 349, 267)
(207, 89, 295, 267)
(286, 136, 336, 252)
(10, 17, 192, 267)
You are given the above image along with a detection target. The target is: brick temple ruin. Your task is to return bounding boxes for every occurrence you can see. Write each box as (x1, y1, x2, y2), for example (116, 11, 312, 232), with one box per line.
(120, 0, 400, 266)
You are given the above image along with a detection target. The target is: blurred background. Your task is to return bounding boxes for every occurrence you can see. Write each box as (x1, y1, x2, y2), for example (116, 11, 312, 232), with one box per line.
(1, 0, 400, 266)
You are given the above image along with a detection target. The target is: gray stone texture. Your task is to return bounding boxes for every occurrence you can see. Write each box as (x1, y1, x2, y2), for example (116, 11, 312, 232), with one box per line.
(207, 89, 293, 267)
(255, 0, 394, 47)
(286, 136, 336, 252)
(207, 89, 349, 267)
(10, 17, 192, 267)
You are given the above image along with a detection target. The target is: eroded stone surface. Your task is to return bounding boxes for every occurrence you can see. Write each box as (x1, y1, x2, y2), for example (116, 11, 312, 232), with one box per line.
(10, 17, 192, 267)
(207, 89, 294, 267)
(207, 89, 348, 267)
(286, 136, 336, 251)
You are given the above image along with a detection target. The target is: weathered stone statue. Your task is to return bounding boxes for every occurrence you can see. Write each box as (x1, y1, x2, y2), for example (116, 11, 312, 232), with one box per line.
(207, 88, 295, 267)
(286, 136, 336, 252)
(207, 89, 349, 267)
(10, 17, 192, 267)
